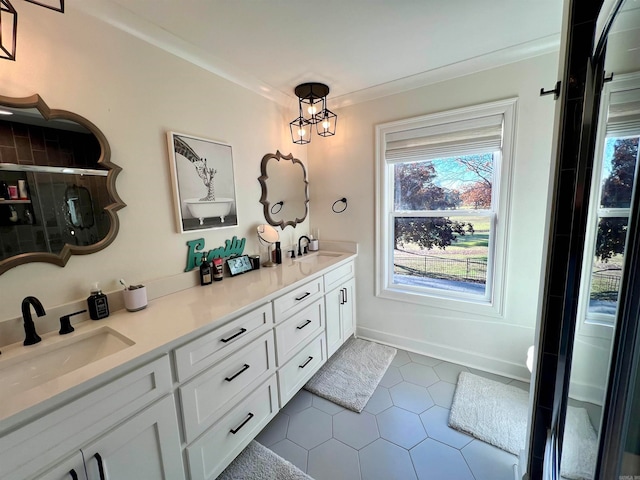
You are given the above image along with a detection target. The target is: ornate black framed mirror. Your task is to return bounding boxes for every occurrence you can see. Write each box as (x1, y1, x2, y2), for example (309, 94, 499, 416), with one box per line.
(0, 94, 125, 274)
(258, 151, 309, 229)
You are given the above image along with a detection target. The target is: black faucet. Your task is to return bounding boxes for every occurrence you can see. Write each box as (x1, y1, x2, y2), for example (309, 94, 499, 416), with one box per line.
(22, 296, 45, 346)
(297, 235, 311, 256)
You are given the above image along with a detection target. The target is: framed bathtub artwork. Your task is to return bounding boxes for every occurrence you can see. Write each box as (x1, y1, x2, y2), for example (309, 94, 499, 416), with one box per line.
(167, 132, 238, 233)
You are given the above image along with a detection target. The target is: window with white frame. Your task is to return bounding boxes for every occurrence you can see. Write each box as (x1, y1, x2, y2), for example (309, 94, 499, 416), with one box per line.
(375, 99, 516, 314)
(579, 73, 640, 333)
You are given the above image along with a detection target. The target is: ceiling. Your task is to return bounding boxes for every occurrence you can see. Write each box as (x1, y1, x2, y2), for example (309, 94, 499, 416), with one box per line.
(75, 0, 564, 108)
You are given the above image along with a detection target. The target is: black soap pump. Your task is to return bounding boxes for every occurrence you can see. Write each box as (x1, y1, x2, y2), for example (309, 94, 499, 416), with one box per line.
(275, 241, 282, 264)
(200, 255, 213, 285)
(87, 282, 110, 320)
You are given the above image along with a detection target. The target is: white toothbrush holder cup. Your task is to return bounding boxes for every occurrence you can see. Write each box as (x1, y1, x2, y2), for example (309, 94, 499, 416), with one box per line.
(123, 286, 148, 312)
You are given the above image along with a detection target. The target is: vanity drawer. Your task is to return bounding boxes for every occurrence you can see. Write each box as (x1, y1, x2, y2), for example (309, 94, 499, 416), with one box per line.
(274, 299, 324, 366)
(0, 356, 172, 480)
(179, 330, 276, 443)
(186, 375, 278, 480)
(277, 333, 326, 407)
(174, 303, 272, 382)
(273, 277, 324, 322)
(324, 260, 355, 292)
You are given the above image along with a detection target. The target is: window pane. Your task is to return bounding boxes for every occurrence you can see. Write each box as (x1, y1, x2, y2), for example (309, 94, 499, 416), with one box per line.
(393, 154, 494, 211)
(588, 216, 628, 315)
(600, 137, 639, 209)
(393, 215, 489, 296)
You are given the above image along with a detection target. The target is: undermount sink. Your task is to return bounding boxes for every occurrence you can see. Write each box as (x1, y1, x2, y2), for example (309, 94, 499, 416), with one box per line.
(294, 251, 342, 264)
(0, 327, 134, 398)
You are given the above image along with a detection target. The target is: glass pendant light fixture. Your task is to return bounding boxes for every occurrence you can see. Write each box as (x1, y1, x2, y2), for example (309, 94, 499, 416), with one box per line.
(289, 82, 338, 144)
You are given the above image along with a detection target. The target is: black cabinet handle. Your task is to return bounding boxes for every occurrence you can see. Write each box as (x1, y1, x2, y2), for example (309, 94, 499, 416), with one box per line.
(299, 356, 313, 369)
(69, 470, 79, 480)
(221, 328, 247, 343)
(94, 453, 106, 480)
(295, 292, 311, 301)
(225, 364, 250, 382)
(230, 412, 254, 434)
(296, 319, 312, 330)
(340, 289, 345, 305)
(343, 287, 348, 303)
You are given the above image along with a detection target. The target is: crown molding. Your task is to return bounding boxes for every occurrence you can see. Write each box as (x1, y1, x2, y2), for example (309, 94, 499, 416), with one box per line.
(74, 1, 559, 110)
(331, 34, 561, 109)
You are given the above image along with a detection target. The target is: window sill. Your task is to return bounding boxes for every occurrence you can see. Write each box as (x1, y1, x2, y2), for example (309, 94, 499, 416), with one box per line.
(377, 284, 504, 319)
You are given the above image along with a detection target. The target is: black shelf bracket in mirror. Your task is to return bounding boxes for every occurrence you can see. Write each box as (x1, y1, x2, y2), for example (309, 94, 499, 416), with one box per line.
(0, 93, 125, 274)
(258, 150, 309, 229)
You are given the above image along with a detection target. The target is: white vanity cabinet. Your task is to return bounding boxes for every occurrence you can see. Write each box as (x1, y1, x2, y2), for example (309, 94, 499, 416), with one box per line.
(324, 262, 356, 357)
(176, 304, 278, 480)
(83, 395, 184, 480)
(273, 278, 328, 406)
(35, 396, 183, 480)
(2, 356, 183, 480)
(0, 252, 358, 480)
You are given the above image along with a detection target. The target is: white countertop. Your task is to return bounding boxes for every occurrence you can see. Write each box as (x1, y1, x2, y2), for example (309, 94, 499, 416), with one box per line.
(0, 250, 356, 431)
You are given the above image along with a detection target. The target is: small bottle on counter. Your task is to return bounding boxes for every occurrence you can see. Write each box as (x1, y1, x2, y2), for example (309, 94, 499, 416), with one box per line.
(200, 256, 212, 285)
(275, 241, 282, 264)
(87, 282, 110, 320)
(213, 258, 224, 281)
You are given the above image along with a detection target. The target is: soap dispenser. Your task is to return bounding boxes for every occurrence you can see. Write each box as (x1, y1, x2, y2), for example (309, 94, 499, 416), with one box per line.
(275, 241, 282, 264)
(87, 283, 110, 320)
(200, 256, 213, 285)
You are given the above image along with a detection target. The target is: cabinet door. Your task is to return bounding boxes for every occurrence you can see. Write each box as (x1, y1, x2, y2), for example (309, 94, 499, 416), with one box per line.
(35, 452, 87, 480)
(325, 286, 343, 358)
(83, 395, 185, 480)
(341, 278, 356, 339)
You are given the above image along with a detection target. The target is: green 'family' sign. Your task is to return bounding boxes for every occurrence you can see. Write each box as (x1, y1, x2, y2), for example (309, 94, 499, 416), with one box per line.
(185, 236, 246, 271)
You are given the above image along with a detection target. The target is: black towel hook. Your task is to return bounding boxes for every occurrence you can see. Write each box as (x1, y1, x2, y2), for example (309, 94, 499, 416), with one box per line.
(270, 201, 283, 214)
(540, 81, 561, 100)
(332, 197, 348, 213)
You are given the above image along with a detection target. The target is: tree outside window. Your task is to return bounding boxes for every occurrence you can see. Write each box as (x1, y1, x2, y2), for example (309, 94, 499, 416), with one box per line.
(588, 137, 640, 317)
(392, 153, 495, 297)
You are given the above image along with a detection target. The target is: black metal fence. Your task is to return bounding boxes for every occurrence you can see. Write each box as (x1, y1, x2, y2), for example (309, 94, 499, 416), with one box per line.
(591, 271, 622, 294)
(393, 250, 487, 284)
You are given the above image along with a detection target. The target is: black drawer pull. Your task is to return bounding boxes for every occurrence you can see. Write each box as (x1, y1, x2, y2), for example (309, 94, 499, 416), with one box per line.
(343, 287, 348, 303)
(299, 356, 313, 369)
(225, 364, 250, 382)
(296, 319, 312, 330)
(295, 292, 311, 301)
(230, 412, 254, 434)
(69, 470, 79, 480)
(94, 453, 106, 480)
(221, 328, 247, 343)
(340, 288, 345, 305)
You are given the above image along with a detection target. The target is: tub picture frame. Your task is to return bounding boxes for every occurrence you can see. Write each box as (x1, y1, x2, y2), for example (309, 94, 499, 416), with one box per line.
(167, 132, 238, 233)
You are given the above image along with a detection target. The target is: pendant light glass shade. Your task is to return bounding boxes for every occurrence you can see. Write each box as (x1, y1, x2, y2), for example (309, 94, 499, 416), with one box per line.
(290, 82, 337, 144)
(0, 0, 17, 61)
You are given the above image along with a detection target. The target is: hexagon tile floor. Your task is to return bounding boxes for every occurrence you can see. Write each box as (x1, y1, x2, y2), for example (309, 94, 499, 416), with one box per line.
(255, 349, 525, 480)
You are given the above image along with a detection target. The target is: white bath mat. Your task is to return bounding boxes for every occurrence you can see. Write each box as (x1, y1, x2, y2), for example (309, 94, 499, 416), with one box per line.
(217, 441, 313, 480)
(449, 371, 597, 480)
(304, 337, 396, 412)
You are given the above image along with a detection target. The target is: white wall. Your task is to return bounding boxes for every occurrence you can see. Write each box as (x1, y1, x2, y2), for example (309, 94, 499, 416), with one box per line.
(0, 5, 305, 324)
(309, 54, 559, 380)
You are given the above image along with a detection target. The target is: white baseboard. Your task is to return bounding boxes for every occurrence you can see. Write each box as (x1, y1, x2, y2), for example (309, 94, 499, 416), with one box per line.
(357, 326, 532, 382)
(568, 381, 605, 406)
